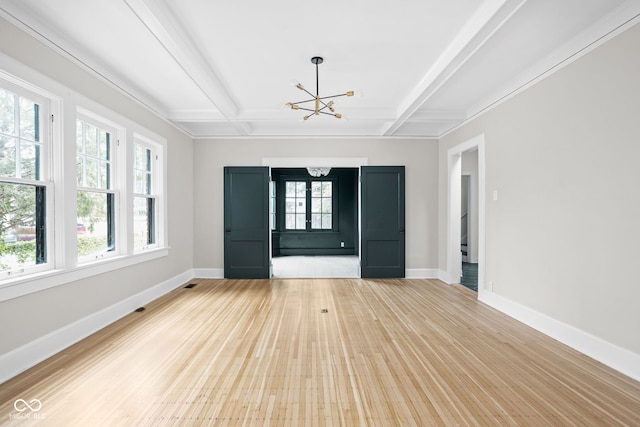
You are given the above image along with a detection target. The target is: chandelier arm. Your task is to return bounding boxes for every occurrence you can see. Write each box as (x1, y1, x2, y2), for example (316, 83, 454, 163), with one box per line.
(289, 97, 317, 105)
(317, 110, 339, 117)
(317, 93, 350, 101)
(299, 86, 316, 99)
(318, 99, 332, 109)
(296, 106, 319, 113)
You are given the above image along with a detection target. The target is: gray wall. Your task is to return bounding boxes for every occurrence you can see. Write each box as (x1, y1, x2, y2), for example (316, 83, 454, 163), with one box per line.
(193, 138, 439, 274)
(440, 22, 640, 354)
(0, 17, 194, 354)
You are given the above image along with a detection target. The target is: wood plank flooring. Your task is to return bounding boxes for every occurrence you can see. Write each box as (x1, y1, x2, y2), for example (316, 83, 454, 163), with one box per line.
(1, 278, 639, 426)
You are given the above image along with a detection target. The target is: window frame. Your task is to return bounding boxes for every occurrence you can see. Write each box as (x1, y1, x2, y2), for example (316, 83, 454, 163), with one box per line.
(76, 110, 122, 262)
(132, 134, 164, 252)
(281, 176, 337, 233)
(0, 58, 168, 303)
(0, 75, 55, 279)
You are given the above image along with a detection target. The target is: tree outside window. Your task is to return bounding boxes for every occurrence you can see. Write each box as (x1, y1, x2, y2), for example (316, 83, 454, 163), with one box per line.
(0, 86, 46, 273)
(133, 142, 156, 251)
(76, 118, 116, 260)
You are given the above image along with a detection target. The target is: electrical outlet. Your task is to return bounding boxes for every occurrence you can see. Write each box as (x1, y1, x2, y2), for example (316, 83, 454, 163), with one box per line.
(488, 281, 493, 291)
(340, 241, 345, 248)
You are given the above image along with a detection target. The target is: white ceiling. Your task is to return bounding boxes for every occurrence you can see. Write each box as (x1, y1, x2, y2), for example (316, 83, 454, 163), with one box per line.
(1, 0, 639, 138)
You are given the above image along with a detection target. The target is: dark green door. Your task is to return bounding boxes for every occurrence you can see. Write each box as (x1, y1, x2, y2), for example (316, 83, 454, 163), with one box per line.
(224, 167, 270, 278)
(361, 166, 405, 278)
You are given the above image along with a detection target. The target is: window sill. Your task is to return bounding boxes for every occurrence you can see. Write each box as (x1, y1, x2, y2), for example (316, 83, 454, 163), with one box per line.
(0, 247, 169, 302)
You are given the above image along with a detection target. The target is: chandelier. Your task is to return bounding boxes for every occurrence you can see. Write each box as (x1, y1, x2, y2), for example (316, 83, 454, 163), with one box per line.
(307, 167, 331, 177)
(286, 57, 354, 121)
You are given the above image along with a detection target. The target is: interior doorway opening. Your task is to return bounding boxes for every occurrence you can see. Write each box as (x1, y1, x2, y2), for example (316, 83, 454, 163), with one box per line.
(460, 151, 479, 292)
(447, 135, 485, 296)
(270, 166, 359, 278)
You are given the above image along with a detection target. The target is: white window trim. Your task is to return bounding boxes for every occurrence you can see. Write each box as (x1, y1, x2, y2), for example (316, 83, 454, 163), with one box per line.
(0, 53, 168, 303)
(76, 108, 125, 263)
(0, 69, 57, 280)
(131, 133, 167, 252)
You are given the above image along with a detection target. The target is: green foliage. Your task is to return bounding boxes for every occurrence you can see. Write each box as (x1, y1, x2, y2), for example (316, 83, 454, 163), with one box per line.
(0, 239, 36, 264)
(0, 182, 37, 237)
(77, 235, 106, 257)
(0, 236, 105, 270)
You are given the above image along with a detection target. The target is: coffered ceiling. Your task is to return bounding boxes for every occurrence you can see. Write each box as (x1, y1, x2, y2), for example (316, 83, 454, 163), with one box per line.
(1, 0, 638, 138)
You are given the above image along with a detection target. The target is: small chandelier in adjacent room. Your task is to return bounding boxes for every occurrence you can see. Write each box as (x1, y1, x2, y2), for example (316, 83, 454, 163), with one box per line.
(307, 167, 331, 177)
(286, 57, 354, 121)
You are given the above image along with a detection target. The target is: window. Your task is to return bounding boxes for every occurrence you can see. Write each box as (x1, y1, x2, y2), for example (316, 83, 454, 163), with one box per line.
(76, 116, 117, 260)
(270, 181, 276, 230)
(133, 141, 157, 251)
(284, 179, 333, 231)
(0, 84, 49, 277)
(311, 181, 332, 229)
(0, 62, 168, 301)
(285, 181, 307, 229)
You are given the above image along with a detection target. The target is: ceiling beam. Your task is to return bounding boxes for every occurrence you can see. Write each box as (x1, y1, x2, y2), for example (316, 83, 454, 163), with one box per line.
(123, 0, 250, 135)
(383, 0, 528, 136)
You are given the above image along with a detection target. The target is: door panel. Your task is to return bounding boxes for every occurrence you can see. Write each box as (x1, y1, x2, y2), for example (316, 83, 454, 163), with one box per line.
(224, 167, 270, 278)
(361, 166, 405, 278)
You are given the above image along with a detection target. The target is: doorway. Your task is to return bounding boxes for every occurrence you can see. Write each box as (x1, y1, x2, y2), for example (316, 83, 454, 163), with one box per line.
(460, 152, 479, 292)
(270, 167, 359, 278)
(447, 135, 485, 295)
(224, 159, 406, 279)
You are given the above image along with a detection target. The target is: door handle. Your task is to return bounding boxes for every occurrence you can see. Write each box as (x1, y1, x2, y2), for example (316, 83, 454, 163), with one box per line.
(399, 227, 405, 233)
(225, 228, 231, 233)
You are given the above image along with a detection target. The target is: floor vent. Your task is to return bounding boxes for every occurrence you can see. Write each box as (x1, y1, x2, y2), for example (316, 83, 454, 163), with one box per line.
(134, 307, 145, 313)
(184, 283, 197, 289)
(321, 308, 329, 313)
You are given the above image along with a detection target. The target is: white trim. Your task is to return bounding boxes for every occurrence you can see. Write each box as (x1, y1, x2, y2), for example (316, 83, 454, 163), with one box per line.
(405, 269, 440, 279)
(441, 8, 640, 139)
(445, 134, 486, 296)
(262, 157, 368, 168)
(0, 267, 191, 384)
(479, 291, 640, 382)
(0, 248, 168, 302)
(193, 267, 438, 280)
(193, 268, 224, 278)
(437, 270, 450, 283)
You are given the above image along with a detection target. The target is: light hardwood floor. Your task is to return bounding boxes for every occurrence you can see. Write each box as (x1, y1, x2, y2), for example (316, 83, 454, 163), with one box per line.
(1, 278, 639, 426)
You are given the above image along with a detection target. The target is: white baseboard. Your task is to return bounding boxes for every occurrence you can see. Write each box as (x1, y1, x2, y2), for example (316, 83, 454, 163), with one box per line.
(437, 269, 452, 283)
(479, 291, 640, 382)
(405, 269, 440, 279)
(0, 269, 193, 385)
(193, 268, 440, 280)
(193, 268, 224, 278)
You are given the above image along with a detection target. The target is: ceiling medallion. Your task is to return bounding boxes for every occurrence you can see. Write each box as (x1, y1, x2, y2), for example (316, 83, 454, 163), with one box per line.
(286, 57, 354, 121)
